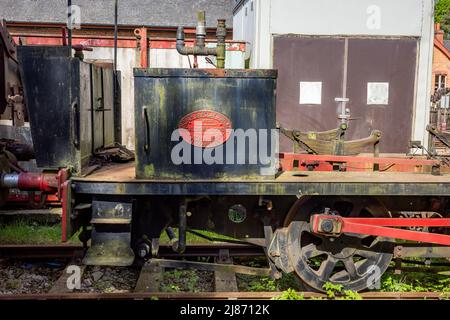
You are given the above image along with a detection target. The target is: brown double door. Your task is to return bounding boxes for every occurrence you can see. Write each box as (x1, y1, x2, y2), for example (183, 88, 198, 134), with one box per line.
(274, 36, 417, 153)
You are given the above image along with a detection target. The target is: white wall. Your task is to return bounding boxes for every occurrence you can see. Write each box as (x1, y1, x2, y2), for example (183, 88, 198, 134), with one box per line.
(233, 0, 435, 150)
(233, 0, 256, 61)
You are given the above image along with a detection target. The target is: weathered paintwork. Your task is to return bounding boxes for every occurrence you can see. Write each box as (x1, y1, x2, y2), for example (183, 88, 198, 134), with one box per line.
(134, 68, 277, 180)
(274, 36, 417, 153)
(72, 178, 450, 197)
(17, 46, 120, 175)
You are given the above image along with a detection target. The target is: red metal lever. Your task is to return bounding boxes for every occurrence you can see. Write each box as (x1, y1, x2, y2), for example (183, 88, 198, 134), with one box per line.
(310, 214, 450, 246)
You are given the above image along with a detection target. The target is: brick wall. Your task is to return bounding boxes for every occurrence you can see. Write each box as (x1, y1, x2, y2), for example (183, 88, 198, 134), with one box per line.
(432, 25, 450, 92)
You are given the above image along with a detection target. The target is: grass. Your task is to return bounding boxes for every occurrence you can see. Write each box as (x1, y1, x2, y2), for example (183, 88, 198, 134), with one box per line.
(161, 269, 213, 292)
(0, 218, 236, 245)
(0, 219, 80, 244)
(273, 283, 363, 300)
(237, 272, 302, 292)
(380, 270, 450, 292)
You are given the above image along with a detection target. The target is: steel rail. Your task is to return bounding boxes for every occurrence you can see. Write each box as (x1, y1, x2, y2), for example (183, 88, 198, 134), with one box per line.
(0, 291, 446, 300)
(0, 243, 265, 260)
(0, 244, 84, 259)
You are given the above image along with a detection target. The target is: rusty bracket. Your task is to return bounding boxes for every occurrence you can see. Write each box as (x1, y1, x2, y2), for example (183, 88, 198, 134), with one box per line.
(0, 20, 17, 63)
(279, 152, 441, 173)
(277, 123, 381, 156)
(134, 28, 148, 68)
(394, 245, 450, 258)
(427, 124, 450, 149)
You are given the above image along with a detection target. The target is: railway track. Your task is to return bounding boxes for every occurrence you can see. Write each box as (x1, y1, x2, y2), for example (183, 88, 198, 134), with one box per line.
(0, 243, 449, 300)
(0, 243, 265, 260)
(0, 291, 446, 300)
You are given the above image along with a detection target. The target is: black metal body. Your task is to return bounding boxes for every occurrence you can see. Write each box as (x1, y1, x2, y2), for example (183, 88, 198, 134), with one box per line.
(12, 41, 450, 293)
(72, 178, 450, 196)
(17, 46, 120, 174)
(0, 21, 23, 124)
(134, 68, 277, 180)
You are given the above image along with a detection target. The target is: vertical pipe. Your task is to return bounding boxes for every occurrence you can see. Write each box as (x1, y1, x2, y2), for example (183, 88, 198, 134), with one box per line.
(216, 19, 226, 69)
(67, 0, 73, 150)
(139, 28, 148, 68)
(67, 0, 72, 54)
(177, 202, 187, 253)
(195, 11, 206, 47)
(114, 0, 118, 72)
(113, 0, 119, 144)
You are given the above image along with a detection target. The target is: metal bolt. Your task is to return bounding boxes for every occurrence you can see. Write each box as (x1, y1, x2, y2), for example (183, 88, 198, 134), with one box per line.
(270, 250, 280, 257)
(138, 249, 147, 258)
(321, 219, 334, 233)
(137, 243, 150, 258)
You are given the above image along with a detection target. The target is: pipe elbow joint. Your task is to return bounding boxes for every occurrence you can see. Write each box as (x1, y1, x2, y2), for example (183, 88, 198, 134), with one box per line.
(176, 26, 187, 55)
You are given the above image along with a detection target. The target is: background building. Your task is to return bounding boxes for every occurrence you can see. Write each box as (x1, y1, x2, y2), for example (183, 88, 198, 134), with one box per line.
(0, 0, 241, 149)
(433, 23, 450, 93)
(233, 0, 435, 153)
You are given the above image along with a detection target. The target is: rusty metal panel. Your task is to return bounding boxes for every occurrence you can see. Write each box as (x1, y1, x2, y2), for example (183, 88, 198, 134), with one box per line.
(346, 38, 417, 153)
(134, 68, 277, 180)
(17, 46, 77, 170)
(79, 62, 92, 168)
(91, 65, 104, 151)
(273, 36, 345, 152)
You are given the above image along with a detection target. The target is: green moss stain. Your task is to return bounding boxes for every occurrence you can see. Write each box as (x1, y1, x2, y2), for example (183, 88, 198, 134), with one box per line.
(145, 164, 155, 177)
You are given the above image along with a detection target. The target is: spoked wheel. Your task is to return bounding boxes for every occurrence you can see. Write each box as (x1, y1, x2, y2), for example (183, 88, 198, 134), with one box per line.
(282, 196, 394, 292)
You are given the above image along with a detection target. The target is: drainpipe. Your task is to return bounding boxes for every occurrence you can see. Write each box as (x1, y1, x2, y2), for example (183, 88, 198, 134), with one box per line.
(176, 11, 227, 68)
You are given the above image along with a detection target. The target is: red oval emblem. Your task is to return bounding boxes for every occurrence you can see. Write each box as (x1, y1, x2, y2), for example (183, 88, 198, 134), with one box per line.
(178, 110, 232, 148)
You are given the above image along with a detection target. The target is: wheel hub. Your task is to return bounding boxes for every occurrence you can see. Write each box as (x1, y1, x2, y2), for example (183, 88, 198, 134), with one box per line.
(320, 237, 357, 260)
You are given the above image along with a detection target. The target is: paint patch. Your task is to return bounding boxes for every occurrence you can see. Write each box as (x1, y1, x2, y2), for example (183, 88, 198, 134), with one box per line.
(367, 82, 389, 105)
(299, 81, 322, 105)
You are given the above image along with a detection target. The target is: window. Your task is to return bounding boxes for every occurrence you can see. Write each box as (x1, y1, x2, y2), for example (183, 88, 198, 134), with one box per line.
(435, 74, 447, 92)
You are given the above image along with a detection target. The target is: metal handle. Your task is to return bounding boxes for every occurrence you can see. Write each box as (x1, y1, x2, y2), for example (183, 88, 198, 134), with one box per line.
(71, 101, 80, 148)
(143, 106, 150, 152)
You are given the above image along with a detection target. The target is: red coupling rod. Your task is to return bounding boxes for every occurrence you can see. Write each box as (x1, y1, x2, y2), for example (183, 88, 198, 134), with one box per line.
(311, 214, 450, 246)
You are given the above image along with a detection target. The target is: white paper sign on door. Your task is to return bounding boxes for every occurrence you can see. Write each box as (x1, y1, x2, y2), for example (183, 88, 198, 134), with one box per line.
(367, 82, 389, 105)
(299, 81, 322, 105)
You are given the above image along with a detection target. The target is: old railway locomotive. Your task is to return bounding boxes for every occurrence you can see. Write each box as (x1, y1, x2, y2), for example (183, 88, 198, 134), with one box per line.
(2, 12, 450, 292)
